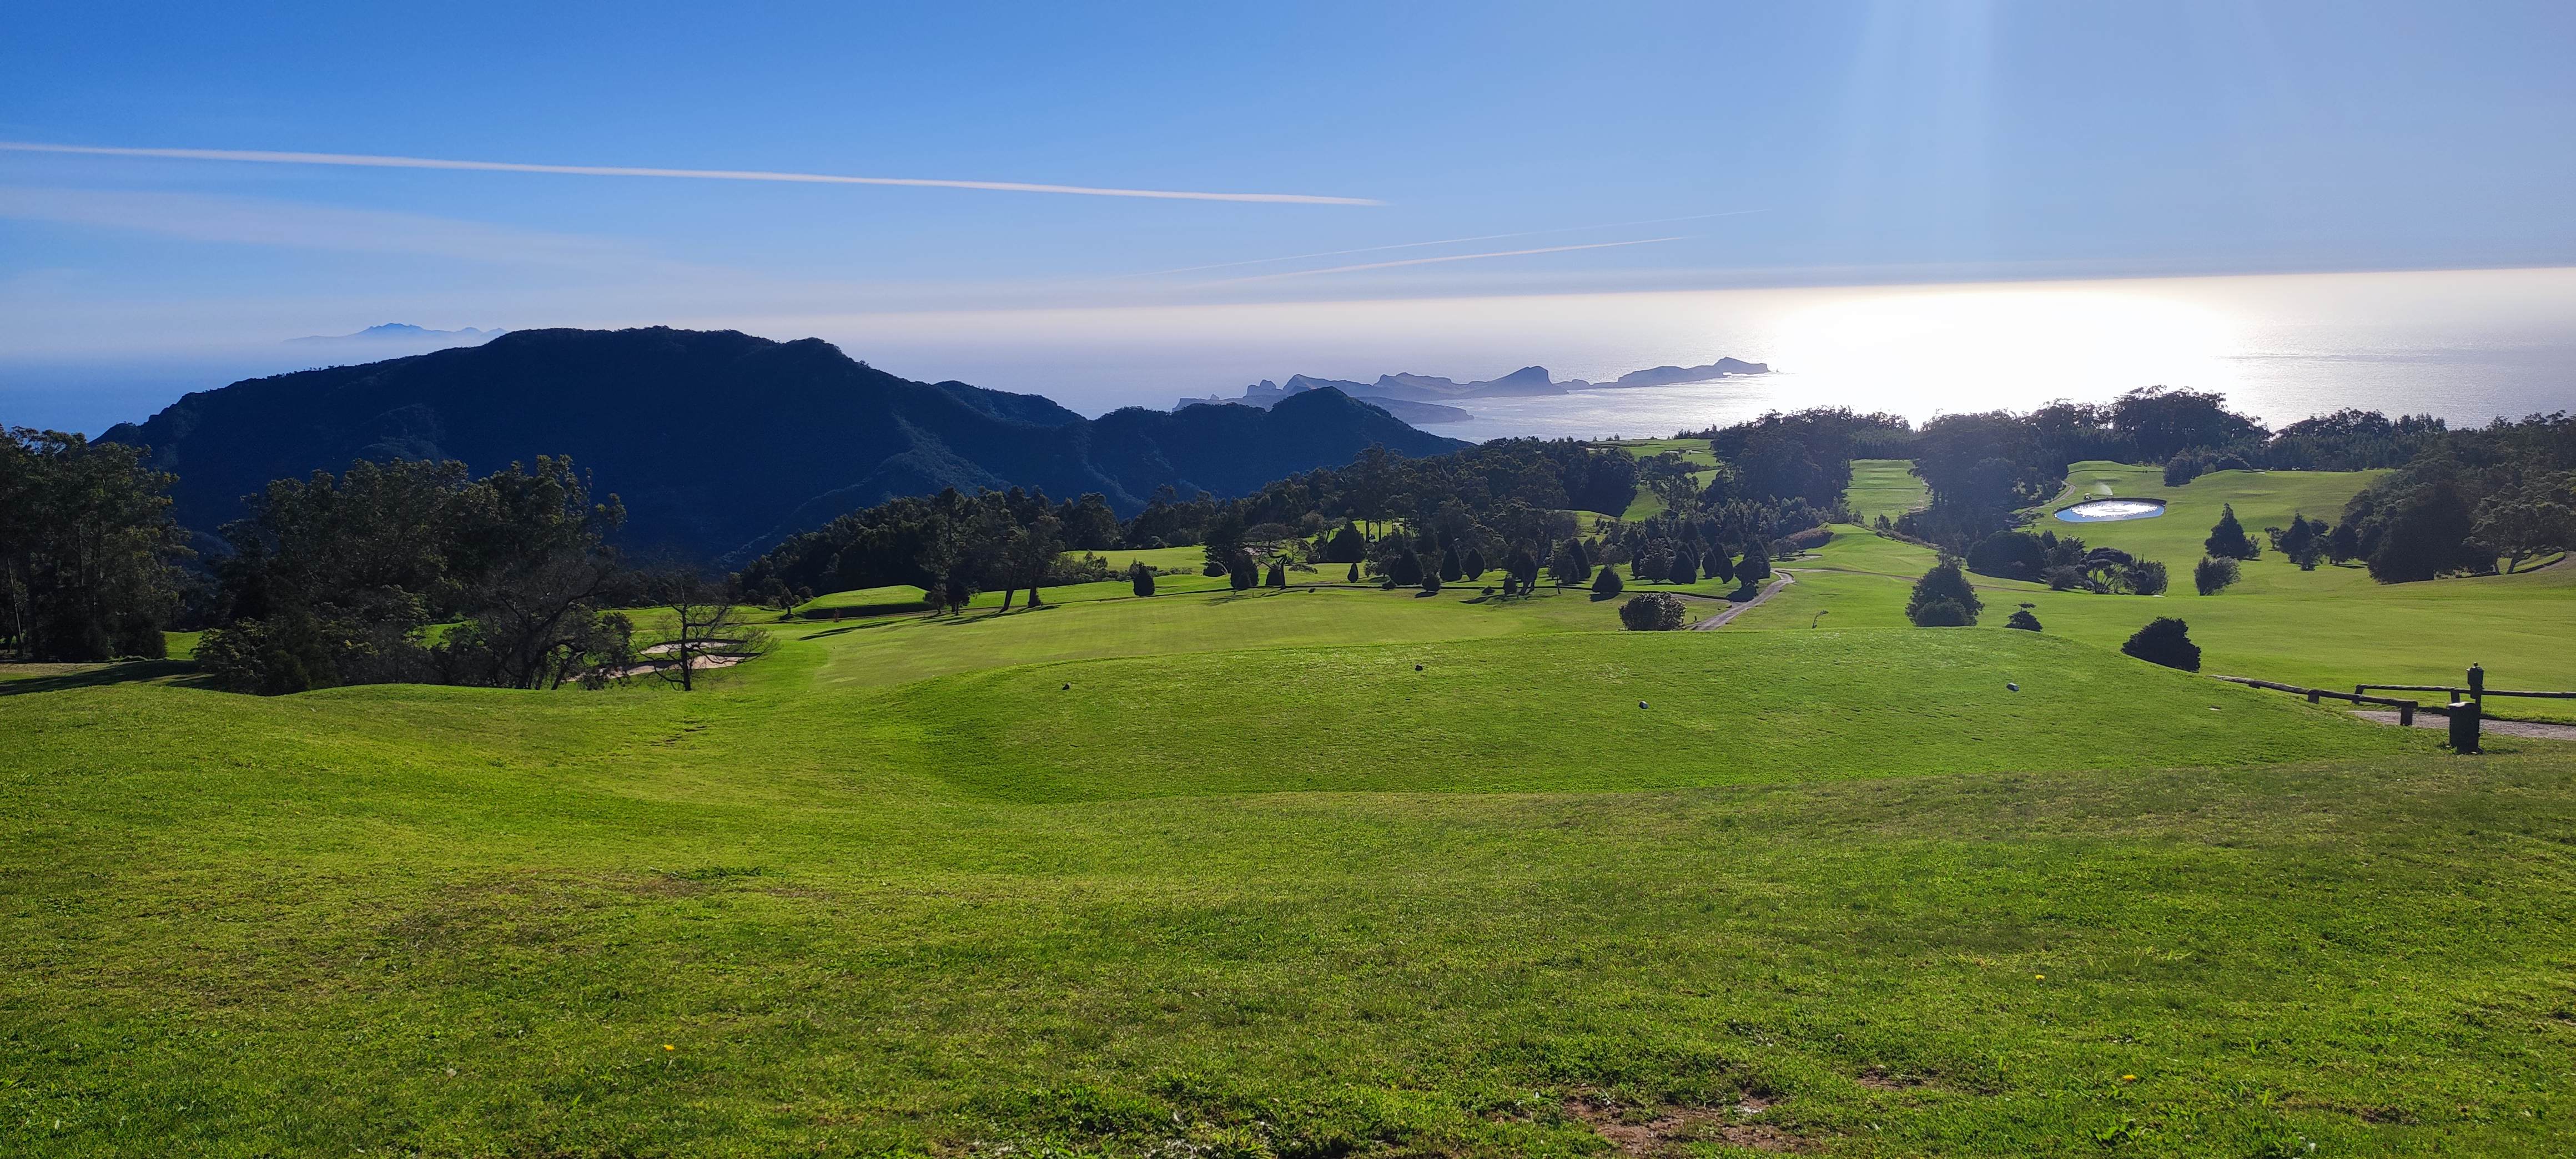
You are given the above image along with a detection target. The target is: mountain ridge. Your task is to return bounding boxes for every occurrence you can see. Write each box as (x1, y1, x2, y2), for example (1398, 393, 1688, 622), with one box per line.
(102, 327, 1465, 562)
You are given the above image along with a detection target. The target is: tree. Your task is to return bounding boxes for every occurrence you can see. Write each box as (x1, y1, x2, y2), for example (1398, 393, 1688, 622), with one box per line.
(1668, 548, 1697, 586)
(641, 567, 764, 692)
(1906, 561, 1983, 626)
(2327, 521, 2363, 565)
(1591, 566, 1624, 601)
(1266, 560, 1287, 588)
(2203, 503, 2261, 560)
(2273, 512, 2327, 570)
(2192, 556, 2240, 596)
(1706, 543, 1735, 584)
(1324, 522, 1367, 563)
(2121, 617, 2201, 671)
(1618, 592, 1687, 631)
(1736, 539, 1773, 587)
(0, 429, 189, 661)
(2367, 481, 2481, 583)
(1966, 531, 2047, 580)
(1911, 598, 1973, 626)
(1227, 550, 1259, 591)
(199, 457, 631, 692)
(2127, 558, 2171, 596)
(1438, 546, 1463, 582)
(1129, 560, 1155, 597)
(1462, 548, 1487, 580)
(1346, 562, 1360, 583)
(2005, 607, 2042, 631)
(1420, 568, 1442, 595)
(1000, 513, 1064, 608)
(1503, 543, 1540, 591)
(1548, 539, 1591, 587)
(2472, 480, 2574, 573)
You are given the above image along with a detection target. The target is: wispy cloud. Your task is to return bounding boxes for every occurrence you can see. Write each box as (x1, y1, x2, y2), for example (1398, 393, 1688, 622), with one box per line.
(0, 140, 1384, 205)
(0, 185, 638, 266)
(1124, 210, 1762, 278)
(1194, 236, 1692, 285)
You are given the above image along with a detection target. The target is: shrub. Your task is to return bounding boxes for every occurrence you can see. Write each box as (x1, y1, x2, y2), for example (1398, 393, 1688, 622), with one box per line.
(1667, 549, 1697, 586)
(1346, 562, 1360, 582)
(2192, 556, 2240, 595)
(1128, 561, 1155, 597)
(2005, 607, 2042, 631)
(1590, 567, 1624, 601)
(1966, 531, 2047, 580)
(1266, 561, 1286, 588)
(2203, 503, 2261, 560)
(1911, 598, 1970, 626)
(1906, 561, 1983, 626)
(1618, 592, 1688, 631)
(2127, 558, 2171, 596)
(1420, 569, 1442, 594)
(2121, 617, 2201, 671)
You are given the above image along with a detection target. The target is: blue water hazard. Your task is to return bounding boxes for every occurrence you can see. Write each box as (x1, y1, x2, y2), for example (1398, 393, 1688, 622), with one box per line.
(2054, 498, 2169, 523)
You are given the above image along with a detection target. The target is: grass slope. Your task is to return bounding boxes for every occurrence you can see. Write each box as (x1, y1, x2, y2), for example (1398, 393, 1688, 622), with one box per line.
(1752, 456, 2576, 718)
(6, 613, 2570, 1155)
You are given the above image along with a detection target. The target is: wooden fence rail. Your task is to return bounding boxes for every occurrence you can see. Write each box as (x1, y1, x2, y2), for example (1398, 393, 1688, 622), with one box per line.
(2354, 684, 2576, 701)
(2214, 676, 2427, 725)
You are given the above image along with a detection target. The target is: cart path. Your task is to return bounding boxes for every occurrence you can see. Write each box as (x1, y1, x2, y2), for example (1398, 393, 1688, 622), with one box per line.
(1691, 571, 1797, 631)
(2351, 710, 2576, 742)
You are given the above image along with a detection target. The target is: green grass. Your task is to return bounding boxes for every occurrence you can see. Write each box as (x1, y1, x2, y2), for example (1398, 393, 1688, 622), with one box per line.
(32, 604, 2576, 1158)
(1754, 515, 2576, 721)
(1846, 458, 1929, 525)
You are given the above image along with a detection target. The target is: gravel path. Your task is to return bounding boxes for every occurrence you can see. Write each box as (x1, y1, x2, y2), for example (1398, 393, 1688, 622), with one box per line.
(2352, 710, 2576, 742)
(1690, 571, 1797, 631)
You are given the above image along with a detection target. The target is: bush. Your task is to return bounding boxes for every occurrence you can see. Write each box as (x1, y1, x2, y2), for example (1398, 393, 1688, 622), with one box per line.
(2127, 558, 2171, 596)
(1906, 561, 1984, 626)
(1128, 561, 1155, 597)
(1912, 598, 1973, 626)
(1618, 593, 1687, 631)
(2203, 503, 2261, 560)
(2121, 617, 2201, 671)
(2005, 607, 2042, 631)
(1966, 531, 2047, 580)
(2192, 556, 2240, 595)
(1590, 567, 1624, 601)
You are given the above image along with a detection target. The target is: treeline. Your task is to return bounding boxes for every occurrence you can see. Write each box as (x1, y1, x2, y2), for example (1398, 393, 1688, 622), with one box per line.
(197, 458, 636, 693)
(733, 487, 1117, 613)
(2338, 412, 2574, 581)
(1, 428, 191, 661)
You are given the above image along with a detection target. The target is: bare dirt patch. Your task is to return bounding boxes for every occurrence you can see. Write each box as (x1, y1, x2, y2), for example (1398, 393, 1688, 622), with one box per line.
(1562, 1092, 1814, 1155)
(1857, 1068, 1926, 1091)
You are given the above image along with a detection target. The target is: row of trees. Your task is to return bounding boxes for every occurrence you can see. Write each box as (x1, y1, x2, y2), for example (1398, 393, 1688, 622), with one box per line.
(1, 429, 190, 661)
(2337, 414, 2574, 582)
(195, 458, 638, 693)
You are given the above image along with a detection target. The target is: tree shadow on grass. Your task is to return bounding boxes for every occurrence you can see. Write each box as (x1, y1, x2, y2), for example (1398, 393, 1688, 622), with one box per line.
(0, 659, 203, 697)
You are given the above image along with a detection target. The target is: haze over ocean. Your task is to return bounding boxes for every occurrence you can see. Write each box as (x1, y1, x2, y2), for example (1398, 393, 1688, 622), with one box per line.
(6, 265, 2569, 439)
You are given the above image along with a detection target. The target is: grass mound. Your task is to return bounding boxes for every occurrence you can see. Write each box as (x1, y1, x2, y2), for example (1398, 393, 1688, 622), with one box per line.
(883, 628, 2411, 800)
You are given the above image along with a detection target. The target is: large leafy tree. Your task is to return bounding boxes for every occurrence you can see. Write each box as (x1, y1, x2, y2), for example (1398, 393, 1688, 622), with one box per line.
(0, 428, 189, 661)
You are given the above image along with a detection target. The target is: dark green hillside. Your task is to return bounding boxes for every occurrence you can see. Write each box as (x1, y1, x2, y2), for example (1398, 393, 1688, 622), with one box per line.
(99, 327, 1464, 558)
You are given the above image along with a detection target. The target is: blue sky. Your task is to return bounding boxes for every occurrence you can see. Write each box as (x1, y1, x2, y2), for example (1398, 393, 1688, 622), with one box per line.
(5, 1, 2573, 430)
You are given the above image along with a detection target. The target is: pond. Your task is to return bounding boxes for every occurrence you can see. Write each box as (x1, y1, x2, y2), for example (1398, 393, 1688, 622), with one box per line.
(2054, 498, 2169, 523)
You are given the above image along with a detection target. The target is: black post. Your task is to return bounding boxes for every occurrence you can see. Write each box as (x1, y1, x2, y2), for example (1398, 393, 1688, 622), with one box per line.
(2448, 699, 2481, 754)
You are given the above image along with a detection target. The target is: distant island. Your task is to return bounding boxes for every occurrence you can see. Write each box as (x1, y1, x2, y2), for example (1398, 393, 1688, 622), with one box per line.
(290, 323, 506, 346)
(1175, 357, 1770, 424)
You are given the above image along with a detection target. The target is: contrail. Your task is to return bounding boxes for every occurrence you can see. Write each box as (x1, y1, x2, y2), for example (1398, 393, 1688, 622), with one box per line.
(1124, 209, 1761, 278)
(1197, 235, 1690, 285)
(0, 140, 1383, 205)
